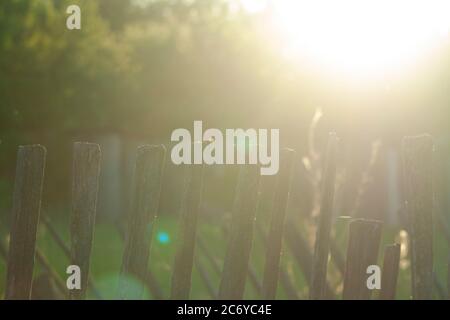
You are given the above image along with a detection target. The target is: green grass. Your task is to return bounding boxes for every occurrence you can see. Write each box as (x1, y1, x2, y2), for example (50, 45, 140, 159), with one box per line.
(0, 213, 448, 299)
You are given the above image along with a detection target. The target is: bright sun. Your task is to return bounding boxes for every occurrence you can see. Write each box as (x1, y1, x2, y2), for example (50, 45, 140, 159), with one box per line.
(241, 0, 450, 77)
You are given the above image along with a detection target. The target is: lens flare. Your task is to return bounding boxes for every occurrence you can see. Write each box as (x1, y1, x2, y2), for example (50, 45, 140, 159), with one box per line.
(242, 0, 450, 77)
(157, 231, 170, 244)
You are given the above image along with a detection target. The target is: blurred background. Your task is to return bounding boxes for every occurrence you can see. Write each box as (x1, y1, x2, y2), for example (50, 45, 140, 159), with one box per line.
(0, 0, 449, 299)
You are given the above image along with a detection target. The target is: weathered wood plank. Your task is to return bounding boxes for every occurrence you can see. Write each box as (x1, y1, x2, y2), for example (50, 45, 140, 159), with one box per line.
(69, 142, 101, 300)
(310, 133, 338, 299)
(218, 165, 260, 300)
(6, 145, 46, 300)
(379, 243, 401, 300)
(256, 220, 298, 299)
(448, 255, 450, 300)
(170, 164, 204, 299)
(41, 215, 102, 299)
(262, 149, 295, 299)
(194, 254, 217, 299)
(402, 134, 434, 299)
(284, 223, 336, 299)
(120, 145, 166, 299)
(343, 219, 382, 300)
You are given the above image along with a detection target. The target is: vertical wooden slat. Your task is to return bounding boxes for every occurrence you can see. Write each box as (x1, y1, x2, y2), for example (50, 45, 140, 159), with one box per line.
(218, 165, 260, 300)
(402, 134, 434, 300)
(120, 145, 166, 299)
(262, 149, 295, 299)
(34, 248, 68, 298)
(379, 243, 401, 300)
(146, 270, 165, 300)
(5, 145, 46, 300)
(196, 235, 222, 275)
(170, 163, 204, 299)
(279, 268, 300, 300)
(433, 273, 447, 299)
(343, 219, 382, 300)
(448, 255, 450, 300)
(115, 219, 164, 299)
(69, 142, 101, 300)
(200, 228, 264, 297)
(284, 223, 336, 299)
(310, 133, 338, 299)
(194, 255, 217, 299)
(41, 215, 102, 299)
(1, 226, 68, 299)
(256, 219, 297, 299)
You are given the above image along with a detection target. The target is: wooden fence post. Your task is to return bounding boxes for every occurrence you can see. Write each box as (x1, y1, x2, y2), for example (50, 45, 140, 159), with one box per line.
(5, 145, 46, 300)
(69, 142, 101, 300)
(379, 243, 401, 300)
(448, 255, 450, 300)
(41, 215, 102, 299)
(218, 165, 260, 300)
(402, 134, 434, 299)
(284, 223, 336, 299)
(170, 163, 204, 299)
(310, 133, 338, 299)
(115, 221, 164, 299)
(256, 220, 299, 299)
(197, 236, 221, 275)
(256, 220, 299, 300)
(34, 248, 68, 298)
(119, 145, 166, 299)
(1, 223, 68, 299)
(343, 219, 382, 300)
(221, 222, 264, 296)
(198, 232, 262, 298)
(262, 149, 295, 299)
(194, 255, 217, 299)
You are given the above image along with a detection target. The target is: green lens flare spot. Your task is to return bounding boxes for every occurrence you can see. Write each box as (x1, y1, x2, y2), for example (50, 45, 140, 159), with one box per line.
(157, 231, 170, 244)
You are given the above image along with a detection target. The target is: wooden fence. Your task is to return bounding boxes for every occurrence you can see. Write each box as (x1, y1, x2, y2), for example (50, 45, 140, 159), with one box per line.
(0, 133, 449, 300)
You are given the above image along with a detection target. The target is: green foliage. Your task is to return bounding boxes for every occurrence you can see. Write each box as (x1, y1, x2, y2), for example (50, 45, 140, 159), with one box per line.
(0, 0, 290, 136)
(0, 0, 131, 132)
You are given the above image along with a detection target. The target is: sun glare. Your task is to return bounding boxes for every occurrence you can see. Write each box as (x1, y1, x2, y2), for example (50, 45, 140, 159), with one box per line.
(241, 0, 450, 77)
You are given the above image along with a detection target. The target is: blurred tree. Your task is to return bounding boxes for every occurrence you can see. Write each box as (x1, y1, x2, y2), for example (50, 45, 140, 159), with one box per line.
(0, 0, 132, 204)
(0, 0, 448, 206)
(0, 0, 131, 134)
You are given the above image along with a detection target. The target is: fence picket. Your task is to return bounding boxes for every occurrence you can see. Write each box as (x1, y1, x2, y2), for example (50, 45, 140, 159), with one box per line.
(5, 145, 46, 300)
(402, 135, 434, 300)
(219, 165, 260, 300)
(379, 243, 401, 300)
(170, 164, 204, 299)
(0, 132, 447, 301)
(262, 149, 295, 299)
(310, 133, 338, 299)
(69, 142, 101, 300)
(343, 219, 382, 300)
(120, 145, 166, 299)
